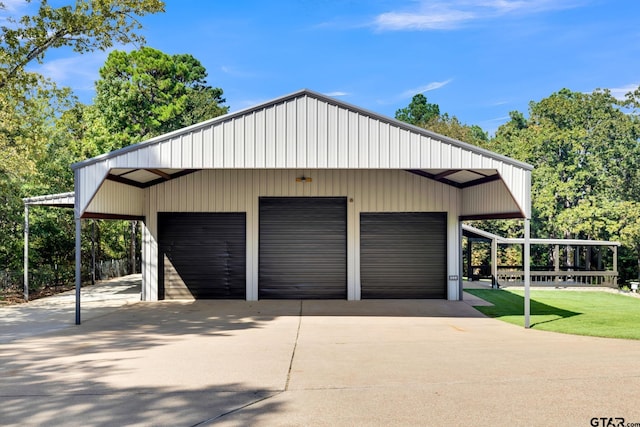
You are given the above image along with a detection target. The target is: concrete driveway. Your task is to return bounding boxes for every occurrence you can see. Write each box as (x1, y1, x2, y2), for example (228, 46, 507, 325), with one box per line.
(2, 276, 640, 426)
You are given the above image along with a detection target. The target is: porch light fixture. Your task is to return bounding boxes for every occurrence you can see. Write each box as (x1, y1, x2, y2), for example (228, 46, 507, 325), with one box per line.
(296, 176, 312, 183)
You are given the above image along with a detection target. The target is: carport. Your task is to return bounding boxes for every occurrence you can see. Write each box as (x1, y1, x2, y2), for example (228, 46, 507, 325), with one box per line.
(60, 90, 533, 324)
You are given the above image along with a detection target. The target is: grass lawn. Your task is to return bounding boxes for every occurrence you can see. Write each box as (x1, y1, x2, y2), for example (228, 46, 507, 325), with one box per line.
(466, 289, 640, 340)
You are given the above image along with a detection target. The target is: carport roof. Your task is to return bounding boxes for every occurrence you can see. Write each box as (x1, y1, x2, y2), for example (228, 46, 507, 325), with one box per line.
(70, 89, 533, 219)
(23, 192, 74, 208)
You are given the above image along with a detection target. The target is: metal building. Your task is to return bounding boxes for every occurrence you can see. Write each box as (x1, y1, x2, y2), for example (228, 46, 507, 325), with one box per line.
(71, 89, 533, 307)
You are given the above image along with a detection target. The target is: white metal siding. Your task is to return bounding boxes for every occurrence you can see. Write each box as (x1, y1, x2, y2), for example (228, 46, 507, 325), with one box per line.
(141, 169, 462, 302)
(74, 93, 531, 219)
(461, 180, 521, 217)
(85, 180, 144, 216)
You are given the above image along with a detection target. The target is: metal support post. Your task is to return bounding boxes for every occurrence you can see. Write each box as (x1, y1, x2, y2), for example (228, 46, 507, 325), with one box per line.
(467, 239, 473, 281)
(491, 238, 498, 288)
(524, 218, 531, 329)
(24, 204, 29, 301)
(75, 218, 82, 325)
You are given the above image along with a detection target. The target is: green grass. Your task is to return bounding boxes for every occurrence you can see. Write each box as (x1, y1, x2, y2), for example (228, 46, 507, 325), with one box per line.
(466, 289, 640, 340)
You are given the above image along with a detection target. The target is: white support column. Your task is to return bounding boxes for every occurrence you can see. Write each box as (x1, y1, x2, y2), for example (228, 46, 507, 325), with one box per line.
(75, 218, 82, 325)
(491, 237, 498, 288)
(23, 204, 29, 302)
(347, 195, 358, 300)
(524, 218, 531, 329)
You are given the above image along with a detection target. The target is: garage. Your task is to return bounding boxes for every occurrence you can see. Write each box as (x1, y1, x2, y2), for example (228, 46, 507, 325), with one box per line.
(259, 197, 347, 299)
(360, 213, 447, 299)
(158, 212, 246, 299)
(67, 89, 533, 311)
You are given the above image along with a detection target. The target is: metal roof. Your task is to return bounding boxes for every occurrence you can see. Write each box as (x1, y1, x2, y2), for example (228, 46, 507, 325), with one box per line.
(462, 224, 621, 246)
(23, 192, 74, 208)
(72, 89, 533, 172)
(70, 89, 533, 219)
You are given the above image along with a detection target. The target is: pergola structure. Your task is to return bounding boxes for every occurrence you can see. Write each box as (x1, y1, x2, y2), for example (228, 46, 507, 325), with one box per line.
(22, 192, 74, 301)
(462, 224, 620, 287)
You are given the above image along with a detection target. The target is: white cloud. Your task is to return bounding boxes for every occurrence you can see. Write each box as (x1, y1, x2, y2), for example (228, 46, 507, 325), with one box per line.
(324, 91, 350, 97)
(478, 115, 512, 135)
(0, 0, 29, 23)
(31, 52, 107, 92)
(373, 0, 586, 31)
(608, 83, 638, 100)
(401, 79, 453, 97)
(1, 0, 28, 12)
(220, 65, 256, 78)
(481, 115, 511, 123)
(375, 9, 475, 31)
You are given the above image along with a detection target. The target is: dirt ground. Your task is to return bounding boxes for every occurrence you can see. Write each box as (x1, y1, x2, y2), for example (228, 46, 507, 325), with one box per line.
(0, 283, 76, 305)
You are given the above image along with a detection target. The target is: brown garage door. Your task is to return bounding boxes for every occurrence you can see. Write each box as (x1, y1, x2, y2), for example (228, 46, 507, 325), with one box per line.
(360, 212, 447, 299)
(158, 212, 246, 299)
(259, 197, 347, 299)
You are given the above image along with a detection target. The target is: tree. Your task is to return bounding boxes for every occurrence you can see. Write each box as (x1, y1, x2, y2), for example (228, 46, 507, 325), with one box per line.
(90, 46, 229, 273)
(395, 94, 489, 147)
(0, 0, 164, 89)
(1, 0, 165, 173)
(93, 47, 228, 150)
(0, 0, 165, 291)
(0, 173, 23, 271)
(491, 87, 640, 281)
(424, 113, 489, 147)
(492, 88, 640, 237)
(615, 201, 640, 281)
(395, 94, 440, 127)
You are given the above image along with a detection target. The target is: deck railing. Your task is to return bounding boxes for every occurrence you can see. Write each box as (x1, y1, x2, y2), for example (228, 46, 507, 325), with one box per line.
(496, 270, 618, 288)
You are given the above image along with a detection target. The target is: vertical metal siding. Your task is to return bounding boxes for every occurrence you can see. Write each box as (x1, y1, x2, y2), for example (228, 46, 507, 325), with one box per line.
(337, 107, 348, 168)
(181, 135, 192, 168)
(275, 103, 286, 167)
(286, 101, 296, 166)
(299, 97, 309, 167)
(214, 124, 223, 166)
(78, 92, 529, 221)
(141, 169, 462, 302)
(462, 180, 520, 217)
(244, 113, 254, 168)
(348, 111, 358, 167)
(222, 120, 233, 167)
(192, 130, 202, 169)
(358, 115, 369, 167)
(238, 117, 247, 167)
(314, 99, 327, 168)
(85, 180, 143, 215)
(368, 119, 378, 168)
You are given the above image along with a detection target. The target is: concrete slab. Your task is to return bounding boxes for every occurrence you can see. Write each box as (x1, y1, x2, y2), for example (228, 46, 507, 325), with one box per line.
(463, 291, 494, 306)
(2, 283, 640, 426)
(0, 274, 142, 344)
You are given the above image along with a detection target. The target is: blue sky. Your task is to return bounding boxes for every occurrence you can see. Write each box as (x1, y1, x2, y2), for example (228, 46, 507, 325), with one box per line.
(7, 0, 640, 134)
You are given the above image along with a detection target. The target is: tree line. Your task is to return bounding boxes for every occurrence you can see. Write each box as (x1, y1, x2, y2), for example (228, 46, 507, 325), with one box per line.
(1, 0, 228, 293)
(396, 91, 640, 281)
(1, 1, 639, 297)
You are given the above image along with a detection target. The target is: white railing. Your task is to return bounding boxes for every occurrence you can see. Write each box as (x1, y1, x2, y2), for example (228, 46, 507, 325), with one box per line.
(496, 270, 618, 288)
